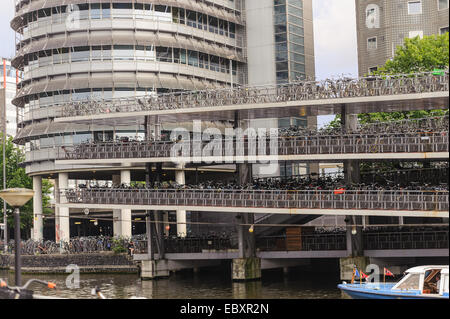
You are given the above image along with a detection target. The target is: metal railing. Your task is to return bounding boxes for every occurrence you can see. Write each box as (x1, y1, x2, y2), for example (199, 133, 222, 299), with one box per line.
(58, 132, 449, 161)
(257, 234, 347, 252)
(7, 228, 449, 255)
(59, 71, 449, 118)
(64, 188, 449, 212)
(363, 230, 449, 250)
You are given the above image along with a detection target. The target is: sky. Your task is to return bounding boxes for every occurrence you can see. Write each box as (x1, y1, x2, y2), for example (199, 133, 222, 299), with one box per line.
(0, 0, 359, 124)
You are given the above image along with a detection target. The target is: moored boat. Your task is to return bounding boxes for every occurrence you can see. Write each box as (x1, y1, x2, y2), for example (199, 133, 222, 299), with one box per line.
(338, 265, 449, 299)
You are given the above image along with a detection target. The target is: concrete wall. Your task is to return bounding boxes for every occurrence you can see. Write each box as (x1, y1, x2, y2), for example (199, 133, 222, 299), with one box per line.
(245, 0, 276, 86)
(0, 253, 138, 273)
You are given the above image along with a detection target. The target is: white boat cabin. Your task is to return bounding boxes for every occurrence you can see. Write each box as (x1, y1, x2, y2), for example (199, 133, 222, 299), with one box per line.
(392, 266, 449, 296)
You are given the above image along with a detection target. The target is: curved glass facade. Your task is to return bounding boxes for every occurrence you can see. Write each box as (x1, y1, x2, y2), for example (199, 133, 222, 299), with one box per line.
(12, 0, 246, 174)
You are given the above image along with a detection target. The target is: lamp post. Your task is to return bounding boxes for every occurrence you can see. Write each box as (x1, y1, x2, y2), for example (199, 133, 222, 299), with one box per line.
(0, 188, 34, 286)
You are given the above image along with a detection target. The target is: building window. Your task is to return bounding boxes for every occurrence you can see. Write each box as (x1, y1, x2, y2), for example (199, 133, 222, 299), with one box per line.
(368, 66, 378, 74)
(409, 30, 423, 38)
(438, 0, 449, 10)
(367, 37, 377, 50)
(440, 26, 449, 34)
(408, 1, 422, 14)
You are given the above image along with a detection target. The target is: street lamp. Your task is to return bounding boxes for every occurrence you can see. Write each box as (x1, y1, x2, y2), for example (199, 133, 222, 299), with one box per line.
(0, 188, 34, 286)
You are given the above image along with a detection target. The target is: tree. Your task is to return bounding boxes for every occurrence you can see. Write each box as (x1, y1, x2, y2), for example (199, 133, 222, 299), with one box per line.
(0, 134, 52, 238)
(376, 33, 449, 75)
(327, 33, 449, 127)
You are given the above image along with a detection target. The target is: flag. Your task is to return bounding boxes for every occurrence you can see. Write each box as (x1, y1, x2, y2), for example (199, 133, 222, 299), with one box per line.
(354, 268, 360, 278)
(334, 188, 345, 195)
(361, 271, 369, 280)
(384, 268, 394, 277)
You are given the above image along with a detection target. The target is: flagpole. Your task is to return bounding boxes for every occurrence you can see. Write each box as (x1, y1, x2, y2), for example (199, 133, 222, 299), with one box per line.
(360, 269, 362, 285)
(384, 268, 386, 284)
(351, 268, 355, 284)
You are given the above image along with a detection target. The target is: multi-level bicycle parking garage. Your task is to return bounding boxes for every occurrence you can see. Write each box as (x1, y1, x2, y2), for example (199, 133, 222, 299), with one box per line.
(13, 69, 449, 280)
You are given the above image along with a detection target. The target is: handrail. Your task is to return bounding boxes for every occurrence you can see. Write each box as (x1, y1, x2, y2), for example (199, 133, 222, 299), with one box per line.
(63, 188, 449, 212)
(53, 70, 449, 118)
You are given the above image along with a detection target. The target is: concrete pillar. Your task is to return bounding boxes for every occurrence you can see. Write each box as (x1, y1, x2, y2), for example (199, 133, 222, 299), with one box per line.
(54, 178, 60, 242)
(341, 109, 360, 185)
(232, 258, 261, 281)
(141, 259, 170, 280)
(32, 176, 43, 241)
(339, 256, 370, 281)
(114, 168, 132, 238)
(163, 212, 170, 236)
(341, 106, 363, 257)
(175, 164, 187, 237)
(307, 116, 320, 178)
(58, 173, 70, 243)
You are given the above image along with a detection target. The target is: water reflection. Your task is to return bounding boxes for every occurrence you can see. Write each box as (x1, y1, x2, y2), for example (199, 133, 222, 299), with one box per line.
(0, 268, 343, 299)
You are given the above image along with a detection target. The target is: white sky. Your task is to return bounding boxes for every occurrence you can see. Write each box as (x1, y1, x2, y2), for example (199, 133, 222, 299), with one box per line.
(0, 0, 358, 125)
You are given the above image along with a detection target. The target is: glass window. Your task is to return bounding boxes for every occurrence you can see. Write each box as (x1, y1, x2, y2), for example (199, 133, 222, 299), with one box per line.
(291, 53, 305, 63)
(288, 15, 303, 26)
(395, 274, 421, 290)
(276, 50, 288, 61)
(290, 43, 304, 54)
(290, 61, 305, 73)
(156, 47, 172, 62)
(91, 3, 101, 19)
(102, 45, 112, 60)
(188, 50, 199, 67)
(274, 5, 286, 15)
(114, 45, 135, 60)
(71, 46, 90, 62)
(439, 0, 449, 10)
(367, 37, 377, 49)
(275, 14, 287, 25)
(276, 61, 289, 71)
(289, 24, 304, 35)
(275, 33, 287, 43)
(440, 26, 449, 34)
(102, 3, 111, 19)
(408, 1, 422, 14)
(210, 56, 219, 72)
(288, 5, 303, 17)
(91, 46, 102, 60)
(186, 10, 197, 27)
(409, 31, 423, 39)
(290, 34, 304, 45)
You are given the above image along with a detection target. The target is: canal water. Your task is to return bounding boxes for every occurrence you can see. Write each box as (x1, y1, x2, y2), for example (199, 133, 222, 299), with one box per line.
(0, 268, 347, 299)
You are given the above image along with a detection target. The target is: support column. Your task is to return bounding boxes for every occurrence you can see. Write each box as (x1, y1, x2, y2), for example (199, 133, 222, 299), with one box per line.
(58, 173, 70, 243)
(232, 110, 260, 281)
(175, 163, 187, 237)
(141, 259, 170, 280)
(339, 256, 370, 281)
(341, 107, 360, 185)
(307, 116, 320, 178)
(114, 168, 132, 238)
(341, 105, 363, 258)
(32, 176, 43, 241)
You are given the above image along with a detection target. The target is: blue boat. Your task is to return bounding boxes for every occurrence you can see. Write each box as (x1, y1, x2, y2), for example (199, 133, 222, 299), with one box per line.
(338, 265, 449, 299)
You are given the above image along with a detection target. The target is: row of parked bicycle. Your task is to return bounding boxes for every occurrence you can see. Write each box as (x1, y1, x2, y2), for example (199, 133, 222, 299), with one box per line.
(4, 225, 447, 256)
(77, 173, 449, 192)
(71, 114, 449, 149)
(64, 71, 449, 116)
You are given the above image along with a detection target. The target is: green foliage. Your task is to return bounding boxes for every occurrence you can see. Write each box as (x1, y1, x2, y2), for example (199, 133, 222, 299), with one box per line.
(361, 33, 449, 124)
(111, 238, 127, 254)
(0, 134, 52, 235)
(375, 33, 449, 75)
